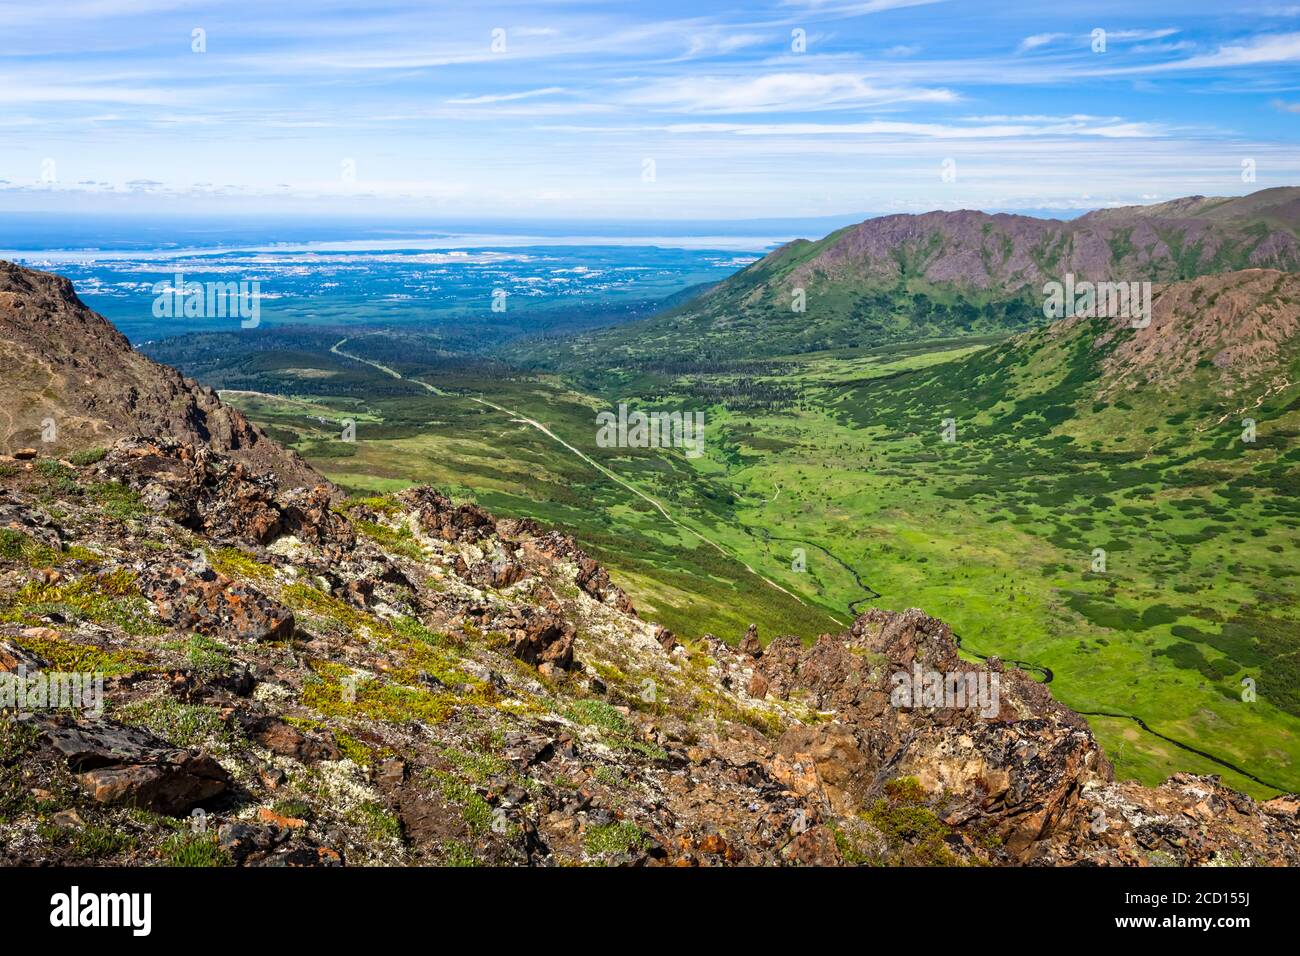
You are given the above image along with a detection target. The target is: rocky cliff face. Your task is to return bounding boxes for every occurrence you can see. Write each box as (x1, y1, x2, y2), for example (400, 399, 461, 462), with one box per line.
(1083, 268, 1300, 394)
(0, 260, 320, 490)
(1, 439, 1295, 866)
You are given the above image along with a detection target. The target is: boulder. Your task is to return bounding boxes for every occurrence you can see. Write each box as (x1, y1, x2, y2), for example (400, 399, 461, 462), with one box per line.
(29, 715, 229, 815)
(508, 610, 576, 671)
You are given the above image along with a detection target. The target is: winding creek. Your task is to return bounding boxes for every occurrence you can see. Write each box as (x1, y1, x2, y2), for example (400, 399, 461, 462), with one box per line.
(753, 532, 1288, 793)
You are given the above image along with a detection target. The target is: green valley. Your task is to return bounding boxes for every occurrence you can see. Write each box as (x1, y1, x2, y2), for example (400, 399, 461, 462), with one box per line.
(209, 269, 1300, 799)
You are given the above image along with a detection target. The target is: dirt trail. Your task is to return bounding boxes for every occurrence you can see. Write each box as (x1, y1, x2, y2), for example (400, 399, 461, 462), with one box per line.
(329, 338, 820, 615)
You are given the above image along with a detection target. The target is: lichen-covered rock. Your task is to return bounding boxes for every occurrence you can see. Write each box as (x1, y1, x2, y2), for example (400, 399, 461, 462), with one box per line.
(529, 532, 636, 615)
(138, 563, 294, 642)
(0, 633, 47, 672)
(402, 486, 496, 543)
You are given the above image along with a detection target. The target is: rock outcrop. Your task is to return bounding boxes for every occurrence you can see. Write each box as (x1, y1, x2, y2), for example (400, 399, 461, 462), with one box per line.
(0, 440, 1295, 867)
(26, 715, 230, 815)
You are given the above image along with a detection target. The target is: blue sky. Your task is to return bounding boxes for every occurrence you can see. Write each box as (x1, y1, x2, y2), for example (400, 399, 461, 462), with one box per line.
(2, 0, 1299, 220)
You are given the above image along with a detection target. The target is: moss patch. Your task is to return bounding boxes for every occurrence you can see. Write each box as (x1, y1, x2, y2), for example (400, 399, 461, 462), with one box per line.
(864, 776, 959, 866)
(89, 481, 148, 521)
(584, 820, 648, 860)
(209, 547, 276, 583)
(355, 520, 426, 561)
(1, 570, 163, 637)
(114, 696, 239, 751)
(160, 831, 230, 867)
(0, 529, 99, 570)
(8, 629, 149, 676)
(302, 660, 456, 724)
(282, 582, 385, 637)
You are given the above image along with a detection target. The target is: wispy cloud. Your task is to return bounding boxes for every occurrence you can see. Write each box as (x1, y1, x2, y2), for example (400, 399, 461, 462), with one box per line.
(545, 116, 1170, 138)
(1019, 28, 1178, 53)
(1153, 30, 1300, 69)
(0, 79, 179, 105)
(776, 0, 943, 12)
(1018, 33, 1067, 52)
(445, 87, 567, 105)
(625, 72, 957, 113)
(1109, 28, 1181, 42)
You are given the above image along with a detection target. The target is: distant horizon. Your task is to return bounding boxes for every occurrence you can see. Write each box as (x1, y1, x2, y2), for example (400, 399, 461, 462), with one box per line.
(9, 184, 1295, 238)
(0, 198, 1147, 255)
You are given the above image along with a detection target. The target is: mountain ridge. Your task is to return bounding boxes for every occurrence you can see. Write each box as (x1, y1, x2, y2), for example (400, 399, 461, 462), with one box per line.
(517, 187, 1300, 366)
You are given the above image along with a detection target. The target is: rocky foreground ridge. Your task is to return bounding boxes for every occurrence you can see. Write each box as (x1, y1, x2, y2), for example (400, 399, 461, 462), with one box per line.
(1, 439, 1297, 866)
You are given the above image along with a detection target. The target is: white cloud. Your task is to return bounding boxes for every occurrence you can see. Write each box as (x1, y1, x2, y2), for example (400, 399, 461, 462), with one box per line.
(625, 72, 956, 113)
(682, 32, 769, 57)
(0, 81, 177, 105)
(776, 0, 943, 12)
(1094, 31, 1300, 74)
(445, 87, 567, 105)
(1131, 41, 1195, 54)
(1107, 28, 1180, 42)
(542, 116, 1169, 138)
(1018, 33, 1067, 52)
(1018, 28, 1178, 55)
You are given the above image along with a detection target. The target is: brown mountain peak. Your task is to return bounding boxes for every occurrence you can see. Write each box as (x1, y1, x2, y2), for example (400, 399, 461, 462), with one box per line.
(0, 260, 322, 491)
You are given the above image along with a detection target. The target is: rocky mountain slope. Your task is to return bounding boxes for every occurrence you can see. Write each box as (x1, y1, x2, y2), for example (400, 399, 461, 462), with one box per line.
(0, 260, 319, 490)
(0, 261, 1296, 867)
(1, 438, 1297, 866)
(835, 268, 1300, 435)
(1087, 269, 1300, 397)
(522, 187, 1300, 365)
